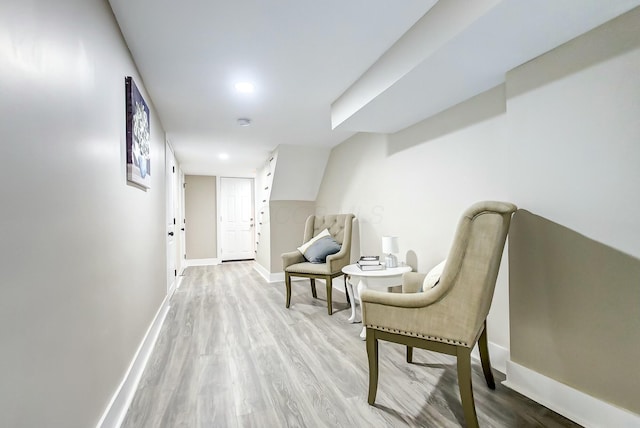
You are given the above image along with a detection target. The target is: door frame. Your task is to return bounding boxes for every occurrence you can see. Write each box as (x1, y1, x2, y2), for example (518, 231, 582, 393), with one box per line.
(165, 140, 183, 294)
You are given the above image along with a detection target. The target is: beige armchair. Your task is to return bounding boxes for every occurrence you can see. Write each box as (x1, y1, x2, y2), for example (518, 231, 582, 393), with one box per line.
(361, 201, 516, 428)
(282, 213, 355, 315)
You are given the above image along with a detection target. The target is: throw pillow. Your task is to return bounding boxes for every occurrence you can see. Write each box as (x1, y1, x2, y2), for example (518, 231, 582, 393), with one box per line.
(422, 259, 447, 291)
(297, 228, 331, 255)
(302, 235, 341, 263)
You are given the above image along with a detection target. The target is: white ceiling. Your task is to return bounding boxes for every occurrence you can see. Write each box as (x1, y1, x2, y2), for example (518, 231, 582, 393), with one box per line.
(333, 0, 640, 133)
(108, 0, 640, 177)
(108, 0, 436, 176)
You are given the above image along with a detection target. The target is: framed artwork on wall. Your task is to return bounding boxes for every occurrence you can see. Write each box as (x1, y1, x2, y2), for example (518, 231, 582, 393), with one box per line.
(125, 76, 151, 189)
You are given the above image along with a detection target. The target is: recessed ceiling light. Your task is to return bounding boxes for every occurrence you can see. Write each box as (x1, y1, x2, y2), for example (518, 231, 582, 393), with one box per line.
(237, 118, 251, 127)
(234, 82, 255, 93)
(219, 153, 229, 160)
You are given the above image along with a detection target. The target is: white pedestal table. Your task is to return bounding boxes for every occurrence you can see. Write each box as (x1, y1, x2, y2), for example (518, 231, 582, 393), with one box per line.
(342, 264, 412, 340)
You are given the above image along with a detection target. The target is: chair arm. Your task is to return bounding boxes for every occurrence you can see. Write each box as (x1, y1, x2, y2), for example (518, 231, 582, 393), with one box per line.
(361, 281, 476, 346)
(360, 287, 442, 309)
(282, 250, 305, 270)
(325, 245, 350, 272)
(402, 272, 427, 294)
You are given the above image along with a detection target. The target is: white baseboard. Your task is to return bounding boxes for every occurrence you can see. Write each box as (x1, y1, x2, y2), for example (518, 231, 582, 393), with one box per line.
(184, 258, 221, 267)
(471, 341, 509, 375)
(253, 262, 285, 283)
(96, 285, 176, 428)
(504, 360, 640, 428)
(167, 277, 177, 296)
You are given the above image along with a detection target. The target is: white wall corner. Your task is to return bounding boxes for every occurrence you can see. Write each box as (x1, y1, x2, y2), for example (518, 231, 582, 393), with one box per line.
(504, 361, 640, 428)
(253, 261, 285, 283)
(96, 286, 176, 428)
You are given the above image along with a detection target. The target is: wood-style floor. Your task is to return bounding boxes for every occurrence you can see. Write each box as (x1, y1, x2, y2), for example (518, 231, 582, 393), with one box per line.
(121, 262, 580, 428)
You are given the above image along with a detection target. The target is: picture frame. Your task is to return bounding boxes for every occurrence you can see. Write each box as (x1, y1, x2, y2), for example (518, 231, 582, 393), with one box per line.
(125, 76, 151, 189)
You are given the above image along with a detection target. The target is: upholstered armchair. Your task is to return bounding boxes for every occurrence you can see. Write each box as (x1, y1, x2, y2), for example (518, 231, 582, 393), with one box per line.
(361, 201, 517, 428)
(282, 213, 355, 315)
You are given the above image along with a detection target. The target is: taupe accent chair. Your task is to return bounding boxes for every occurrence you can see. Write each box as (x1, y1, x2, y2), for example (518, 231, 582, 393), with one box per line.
(282, 213, 355, 315)
(361, 201, 517, 428)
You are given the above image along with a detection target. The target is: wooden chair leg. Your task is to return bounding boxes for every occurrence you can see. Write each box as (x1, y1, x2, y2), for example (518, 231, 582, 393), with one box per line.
(310, 278, 317, 298)
(344, 274, 351, 307)
(457, 349, 480, 428)
(478, 322, 496, 389)
(406, 346, 413, 363)
(326, 276, 333, 315)
(366, 329, 379, 405)
(285, 272, 292, 308)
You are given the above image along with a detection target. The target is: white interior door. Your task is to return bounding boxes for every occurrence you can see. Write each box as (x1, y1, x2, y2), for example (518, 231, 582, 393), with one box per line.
(165, 142, 177, 293)
(219, 177, 254, 261)
(178, 171, 185, 271)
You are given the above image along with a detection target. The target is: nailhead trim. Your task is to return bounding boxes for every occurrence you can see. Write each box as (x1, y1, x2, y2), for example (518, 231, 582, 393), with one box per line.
(367, 325, 468, 346)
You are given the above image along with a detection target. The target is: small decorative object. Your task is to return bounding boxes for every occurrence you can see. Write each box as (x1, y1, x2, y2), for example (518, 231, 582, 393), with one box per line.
(382, 236, 399, 268)
(125, 76, 151, 189)
(357, 255, 383, 270)
(357, 256, 380, 266)
(357, 262, 384, 271)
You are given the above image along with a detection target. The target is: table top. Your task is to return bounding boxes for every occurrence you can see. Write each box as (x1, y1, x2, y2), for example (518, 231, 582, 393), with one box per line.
(342, 263, 411, 277)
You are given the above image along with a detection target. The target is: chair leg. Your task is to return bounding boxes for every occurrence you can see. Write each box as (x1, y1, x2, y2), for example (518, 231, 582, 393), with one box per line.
(285, 272, 292, 308)
(478, 322, 496, 389)
(406, 346, 413, 363)
(344, 274, 351, 307)
(366, 328, 379, 405)
(457, 349, 480, 428)
(310, 278, 317, 298)
(326, 276, 333, 315)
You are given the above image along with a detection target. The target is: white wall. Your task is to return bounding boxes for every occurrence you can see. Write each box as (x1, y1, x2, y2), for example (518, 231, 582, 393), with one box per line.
(270, 144, 331, 201)
(316, 85, 511, 350)
(184, 175, 217, 259)
(506, 7, 640, 259)
(0, 1, 167, 426)
(269, 200, 316, 272)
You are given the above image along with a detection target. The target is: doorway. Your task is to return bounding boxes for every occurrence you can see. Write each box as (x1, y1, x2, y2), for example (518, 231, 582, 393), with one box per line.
(218, 177, 255, 261)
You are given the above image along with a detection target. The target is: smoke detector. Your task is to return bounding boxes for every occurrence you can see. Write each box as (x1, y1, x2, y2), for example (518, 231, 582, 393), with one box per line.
(237, 118, 252, 127)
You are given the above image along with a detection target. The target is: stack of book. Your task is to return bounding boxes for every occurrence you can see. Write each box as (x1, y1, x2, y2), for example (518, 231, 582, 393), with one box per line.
(356, 255, 384, 271)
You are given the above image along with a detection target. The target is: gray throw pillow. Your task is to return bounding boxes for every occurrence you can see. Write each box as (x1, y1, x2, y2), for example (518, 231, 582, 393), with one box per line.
(303, 235, 341, 263)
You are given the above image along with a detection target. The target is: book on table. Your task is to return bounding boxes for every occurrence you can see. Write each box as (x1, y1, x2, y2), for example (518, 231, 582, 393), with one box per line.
(358, 255, 380, 266)
(357, 261, 384, 270)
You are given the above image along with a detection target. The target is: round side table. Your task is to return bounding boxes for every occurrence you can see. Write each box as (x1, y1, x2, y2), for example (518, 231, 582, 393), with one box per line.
(342, 263, 412, 339)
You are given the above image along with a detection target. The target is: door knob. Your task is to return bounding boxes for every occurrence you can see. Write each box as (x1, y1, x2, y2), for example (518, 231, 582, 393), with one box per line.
(168, 232, 174, 236)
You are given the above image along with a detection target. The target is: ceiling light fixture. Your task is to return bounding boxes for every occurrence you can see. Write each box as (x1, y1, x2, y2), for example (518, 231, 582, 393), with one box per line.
(237, 118, 251, 127)
(234, 81, 255, 93)
(219, 153, 229, 160)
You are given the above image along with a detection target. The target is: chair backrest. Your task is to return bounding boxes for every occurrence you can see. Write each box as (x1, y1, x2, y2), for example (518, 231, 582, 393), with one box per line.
(303, 214, 355, 262)
(437, 201, 517, 341)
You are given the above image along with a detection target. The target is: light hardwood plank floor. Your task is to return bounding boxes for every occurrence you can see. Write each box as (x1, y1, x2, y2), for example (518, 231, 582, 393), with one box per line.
(121, 262, 581, 428)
